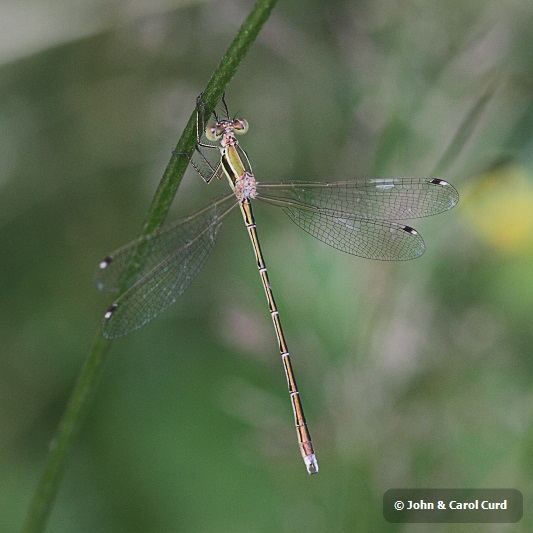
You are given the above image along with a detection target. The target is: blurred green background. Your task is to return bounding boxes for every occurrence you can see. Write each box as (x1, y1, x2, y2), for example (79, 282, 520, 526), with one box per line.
(2, 0, 533, 531)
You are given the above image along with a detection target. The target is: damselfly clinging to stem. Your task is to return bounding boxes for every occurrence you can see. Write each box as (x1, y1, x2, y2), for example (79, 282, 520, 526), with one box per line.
(96, 94, 459, 475)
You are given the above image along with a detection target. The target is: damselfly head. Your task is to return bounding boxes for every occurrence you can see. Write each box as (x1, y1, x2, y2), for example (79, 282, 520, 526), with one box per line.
(206, 118, 248, 142)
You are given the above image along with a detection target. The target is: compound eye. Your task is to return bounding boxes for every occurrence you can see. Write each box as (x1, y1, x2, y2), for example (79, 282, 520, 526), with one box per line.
(206, 125, 223, 141)
(233, 119, 248, 135)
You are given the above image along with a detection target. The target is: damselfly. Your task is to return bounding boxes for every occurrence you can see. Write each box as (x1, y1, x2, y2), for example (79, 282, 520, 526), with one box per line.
(95, 94, 459, 474)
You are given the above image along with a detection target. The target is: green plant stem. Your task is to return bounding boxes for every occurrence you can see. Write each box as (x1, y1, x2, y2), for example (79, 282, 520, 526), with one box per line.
(431, 78, 499, 177)
(21, 1, 278, 531)
(141, 0, 279, 237)
(21, 333, 111, 533)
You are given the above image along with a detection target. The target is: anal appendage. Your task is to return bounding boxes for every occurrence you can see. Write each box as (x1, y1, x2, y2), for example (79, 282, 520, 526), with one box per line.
(304, 453, 319, 475)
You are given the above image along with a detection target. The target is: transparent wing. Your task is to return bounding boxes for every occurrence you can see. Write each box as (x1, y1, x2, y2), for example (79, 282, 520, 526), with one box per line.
(269, 201, 426, 260)
(256, 178, 459, 220)
(95, 194, 237, 338)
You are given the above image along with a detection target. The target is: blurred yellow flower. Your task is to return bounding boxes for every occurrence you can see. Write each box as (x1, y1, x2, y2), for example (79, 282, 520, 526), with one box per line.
(462, 165, 533, 254)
